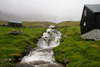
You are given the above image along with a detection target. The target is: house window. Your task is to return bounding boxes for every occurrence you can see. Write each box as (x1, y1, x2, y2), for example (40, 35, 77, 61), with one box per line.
(84, 10, 87, 17)
(84, 22, 86, 26)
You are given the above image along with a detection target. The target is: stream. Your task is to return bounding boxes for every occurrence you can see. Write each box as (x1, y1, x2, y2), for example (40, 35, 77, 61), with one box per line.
(16, 25, 64, 67)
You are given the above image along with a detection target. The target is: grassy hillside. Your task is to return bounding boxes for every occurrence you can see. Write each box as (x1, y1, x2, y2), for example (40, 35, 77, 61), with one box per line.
(0, 26, 46, 66)
(0, 21, 56, 28)
(54, 26, 100, 67)
(56, 21, 80, 27)
(0, 21, 79, 27)
(22, 21, 56, 27)
(0, 21, 8, 25)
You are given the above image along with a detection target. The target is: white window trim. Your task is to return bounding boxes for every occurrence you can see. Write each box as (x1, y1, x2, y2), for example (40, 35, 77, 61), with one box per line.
(84, 10, 87, 17)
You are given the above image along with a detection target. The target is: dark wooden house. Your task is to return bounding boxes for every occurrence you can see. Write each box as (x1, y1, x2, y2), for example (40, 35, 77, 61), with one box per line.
(80, 4, 100, 40)
(8, 20, 22, 27)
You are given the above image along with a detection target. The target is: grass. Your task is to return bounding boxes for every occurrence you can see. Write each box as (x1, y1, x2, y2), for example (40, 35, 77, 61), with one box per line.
(22, 21, 56, 27)
(0, 21, 56, 28)
(54, 26, 100, 67)
(56, 21, 80, 27)
(0, 21, 8, 25)
(0, 26, 46, 66)
(1, 21, 100, 67)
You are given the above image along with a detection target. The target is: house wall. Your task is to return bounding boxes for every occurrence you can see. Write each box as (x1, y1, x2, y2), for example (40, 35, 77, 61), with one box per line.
(8, 22, 22, 27)
(95, 13, 100, 29)
(80, 6, 96, 34)
(81, 29, 100, 40)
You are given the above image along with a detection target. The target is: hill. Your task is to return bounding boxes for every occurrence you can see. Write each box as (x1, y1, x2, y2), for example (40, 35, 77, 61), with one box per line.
(0, 11, 57, 22)
(56, 21, 80, 27)
(0, 21, 56, 28)
(22, 21, 56, 27)
(0, 11, 26, 21)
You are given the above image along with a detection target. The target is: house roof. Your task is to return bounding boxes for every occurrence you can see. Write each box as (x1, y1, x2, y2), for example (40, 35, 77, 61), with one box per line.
(85, 4, 100, 13)
(9, 20, 22, 23)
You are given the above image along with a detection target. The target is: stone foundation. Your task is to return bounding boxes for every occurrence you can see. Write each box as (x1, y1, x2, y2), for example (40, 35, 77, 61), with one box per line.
(81, 29, 100, 41)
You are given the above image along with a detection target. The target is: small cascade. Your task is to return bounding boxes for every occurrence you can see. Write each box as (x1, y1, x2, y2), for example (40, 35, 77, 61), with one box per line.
(20, 25, 63, 67)
(38, 26, 61, 48)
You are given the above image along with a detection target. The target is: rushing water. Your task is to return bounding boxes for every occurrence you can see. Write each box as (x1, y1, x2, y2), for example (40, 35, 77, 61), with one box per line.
(20, 25, 64, 67)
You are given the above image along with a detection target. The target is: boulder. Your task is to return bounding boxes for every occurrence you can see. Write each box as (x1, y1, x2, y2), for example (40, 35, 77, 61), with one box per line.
(0, 59, 11, 62)
(10, 29, 24, 35)
(15, 63, 33, 67)
(29, 61, 50, 65)
(63, 58, 70, 67)
(10, 29, 19, 35)
(20, 30, 24, 35)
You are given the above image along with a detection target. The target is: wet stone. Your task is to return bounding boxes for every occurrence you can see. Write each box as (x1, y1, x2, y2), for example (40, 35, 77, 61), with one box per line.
(15, 63, 34, 67)
(0, 59, 11, 62)
(0, 66, 7, 67)
(29, 61, 50, 65)
(33, 63, 63, 67)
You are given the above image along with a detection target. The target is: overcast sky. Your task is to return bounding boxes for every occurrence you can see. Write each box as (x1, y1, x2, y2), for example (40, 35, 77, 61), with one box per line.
(0, 0, 100, 23)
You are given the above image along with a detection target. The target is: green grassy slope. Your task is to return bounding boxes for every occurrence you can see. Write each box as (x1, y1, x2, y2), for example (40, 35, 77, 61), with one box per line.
(0, 26, 46, 66)
(54, 26, 100, 67)
(0, 21, 8, 25)
(0, 21, 56, 27)
(22, 21, 56, 27)
(56, 21, 80, 27)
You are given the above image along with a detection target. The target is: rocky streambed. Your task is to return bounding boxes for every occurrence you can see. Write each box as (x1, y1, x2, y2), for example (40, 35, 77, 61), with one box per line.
(15, 25, 65, 67)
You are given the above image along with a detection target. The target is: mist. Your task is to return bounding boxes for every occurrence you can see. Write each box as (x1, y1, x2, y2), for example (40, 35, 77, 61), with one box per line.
(0, 0, 100, 23)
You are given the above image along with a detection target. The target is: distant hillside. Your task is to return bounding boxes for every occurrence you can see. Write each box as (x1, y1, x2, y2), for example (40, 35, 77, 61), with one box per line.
(0, 21, 56, 27)
(0, 11, 57, 22)
(56, 21, 80, 27)
(0, 21, 80, 28)
(22, 21, 56, 27)
(0, 21, 8, 25)
(0, 11, 26, 21)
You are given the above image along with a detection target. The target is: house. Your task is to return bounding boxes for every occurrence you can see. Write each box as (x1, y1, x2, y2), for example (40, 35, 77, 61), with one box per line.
(80, 4, 100, 40)
(8, 20, 22, 27)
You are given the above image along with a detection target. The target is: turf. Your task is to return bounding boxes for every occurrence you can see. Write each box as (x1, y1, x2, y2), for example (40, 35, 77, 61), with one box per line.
(56, 21, 80, 27)
(54, 26, 100, 67)
(0, 26, 46, 66)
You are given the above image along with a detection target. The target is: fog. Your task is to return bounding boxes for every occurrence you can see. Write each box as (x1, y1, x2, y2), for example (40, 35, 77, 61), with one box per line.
(0, 0, 100, 23)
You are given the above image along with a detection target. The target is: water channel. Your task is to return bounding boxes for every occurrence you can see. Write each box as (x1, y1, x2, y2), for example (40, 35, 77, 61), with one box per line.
(18, 25, 64, 67)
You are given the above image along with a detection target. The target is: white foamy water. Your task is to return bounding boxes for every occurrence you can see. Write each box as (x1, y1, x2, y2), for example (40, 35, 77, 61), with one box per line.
(21, 48, 54, 63)
(21, 25, 62, 67)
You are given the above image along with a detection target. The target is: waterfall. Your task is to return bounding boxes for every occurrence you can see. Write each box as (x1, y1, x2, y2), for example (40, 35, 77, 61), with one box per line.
(20, 25, 62, 67)
(38, 26, 61, 48)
